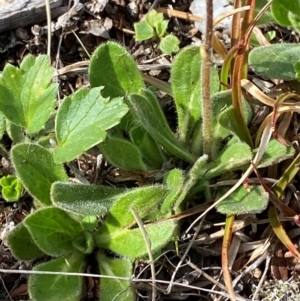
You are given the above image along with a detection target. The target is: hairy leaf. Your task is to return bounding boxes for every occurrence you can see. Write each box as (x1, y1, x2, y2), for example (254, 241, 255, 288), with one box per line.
(89, 41, 145, 97)
(99, 135, 147, 171)
(171, 46, 219, 144)
(7, 222, 44, 261)
(0, 55, 57, 134)
(128, 91, 196, 163)
(130, 126, 164, 169)
(249, 44, 300, 80)
(54, 87, 128, 163)
(11, 143, 68, 205)
(95, 220, 176, 258)
(28, 251, 85, 301)
(99, 185, 168, 232)
(24, 207, 83, 256)
(98, 252, 135, 301)
(216, 185, 269, 215)
(51, 182, 124, 216)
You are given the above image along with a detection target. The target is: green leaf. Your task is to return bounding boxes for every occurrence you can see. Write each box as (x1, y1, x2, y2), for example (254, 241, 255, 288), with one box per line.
(95, 220, 177, 258)
(288, 12, 300, 34)
(156, 20, 169, 37)
(0, 55, 57, 134)
(210, 90, 243, 158)
(130, 126, 164, 169)
(253, 0, 277, 26)
(216, 185, 269, 215)
(173, 155, 209, 213)
(89, 41, 145, 98)
(24, 207, 83, 256)
(99, 135, 147, 171)
(160, 168, 184, 211)
(147, 168, 184, 221)
(161, 155, 208, 215)
(203, 141, 252, 179)
(53, 87, 128, 164)
(164, 168, 184, 190)
(99, 185, 168, 232)
(11, 143, 68, 205)
(7, 222, 44, 261)
(0, 111, 5, 141)
(82, 215, 98, 232)
(51, 182, 124, 216)
(127, 91, 196, 163)
(249, 43, 300, 80)
(145, 9, 164, 28)
(294, 60, 300, 80)
(171, 45, 219, 144)
(134, 21, 154, 41)
(73, 231, 95, 254)
(257, 139, 295, 168)
(98, 252, 135, 301)
(1, 176, 22, 202)
(159, 34, 180, 55)
(250, 31, 276, 47)
(271, 0, 292, 26)
(270, 0, 300, 30)
(6, 121, 24, 143)
(28, 251, 85, 301)
(218, 95, 252, 139)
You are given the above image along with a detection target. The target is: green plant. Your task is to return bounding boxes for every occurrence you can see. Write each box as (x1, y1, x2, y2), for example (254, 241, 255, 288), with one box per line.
(0, 175, 23, 202)
(8, 183, 176, 301)
(134, 9, 180, 55)
(271, 0, 300, 33)
(1, 41, 295, 301)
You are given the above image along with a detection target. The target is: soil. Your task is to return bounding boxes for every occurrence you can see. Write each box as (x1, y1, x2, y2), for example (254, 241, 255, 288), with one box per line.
(1, 1, 300, 301)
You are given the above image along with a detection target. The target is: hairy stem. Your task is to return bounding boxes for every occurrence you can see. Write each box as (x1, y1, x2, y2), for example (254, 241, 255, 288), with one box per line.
(201, 0, 213, 160)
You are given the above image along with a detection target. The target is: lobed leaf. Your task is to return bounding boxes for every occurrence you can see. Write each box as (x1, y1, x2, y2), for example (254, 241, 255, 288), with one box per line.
(159, 35, 180, 55)
(134, 21, 154, 41)
(145, 9, 164, 28)
(0, 55, 57, 134)
(0, 175, 23, 202)
(54, 87, 128, 164)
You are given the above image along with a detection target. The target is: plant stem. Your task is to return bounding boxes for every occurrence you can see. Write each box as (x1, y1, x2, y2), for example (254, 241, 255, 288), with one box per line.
(201, 0, 213, 160)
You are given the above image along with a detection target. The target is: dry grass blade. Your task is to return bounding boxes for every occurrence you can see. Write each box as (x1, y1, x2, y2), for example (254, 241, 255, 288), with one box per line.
(130, 206, 157, 301)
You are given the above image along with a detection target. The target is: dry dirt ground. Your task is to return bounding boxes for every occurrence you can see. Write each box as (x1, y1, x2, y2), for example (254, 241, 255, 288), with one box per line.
(1, 1, 300, 301)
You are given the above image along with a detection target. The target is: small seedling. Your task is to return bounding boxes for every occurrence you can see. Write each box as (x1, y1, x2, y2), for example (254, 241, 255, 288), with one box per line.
(134, 9, 180, 55)
(0, 175, 23, 202)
